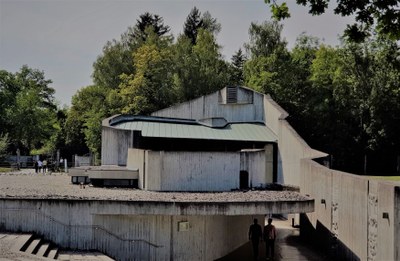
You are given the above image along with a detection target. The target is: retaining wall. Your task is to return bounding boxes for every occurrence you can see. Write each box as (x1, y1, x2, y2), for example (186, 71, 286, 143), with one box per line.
(0, 198, 263, 261)
(300, 159, 400, 261)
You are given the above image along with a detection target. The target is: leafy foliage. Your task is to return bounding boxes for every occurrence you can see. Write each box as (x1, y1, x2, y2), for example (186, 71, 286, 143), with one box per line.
(183, 7, 221, 45)
(8, 10, 392, 175)
(118, 29, 176, 114)
(229, 48, 246, 86)
(174, 29, 229, 101)
(0, 133, 9, 160)
(244, 18, 400, 174)
(266, 0, 400, 42)
(0, 66, 58, 155)
(66, 85, 108, 155)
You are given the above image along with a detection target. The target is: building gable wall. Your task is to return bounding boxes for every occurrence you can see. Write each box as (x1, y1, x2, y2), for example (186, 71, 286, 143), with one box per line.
(151, 87, 265, 122)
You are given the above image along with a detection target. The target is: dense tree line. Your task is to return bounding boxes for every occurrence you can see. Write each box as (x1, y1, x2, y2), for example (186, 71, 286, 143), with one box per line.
(1, 7, 399, 174)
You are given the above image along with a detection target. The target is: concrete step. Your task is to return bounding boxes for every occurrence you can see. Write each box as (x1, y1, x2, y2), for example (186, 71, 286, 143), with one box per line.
(26, 238, 41, 254)
(12, 233, 34, 252)
(47, 248, 58, 259)
(96, 253, 115, 261)
(36, 242, 51, 257)
(57, 251, 115, 260)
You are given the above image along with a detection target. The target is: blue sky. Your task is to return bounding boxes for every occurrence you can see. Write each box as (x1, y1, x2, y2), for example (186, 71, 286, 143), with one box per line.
(0, 0, 353, 106)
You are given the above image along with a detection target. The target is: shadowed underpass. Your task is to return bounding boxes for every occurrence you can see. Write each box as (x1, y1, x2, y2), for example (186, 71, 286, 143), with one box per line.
(217, 219, 332, 261)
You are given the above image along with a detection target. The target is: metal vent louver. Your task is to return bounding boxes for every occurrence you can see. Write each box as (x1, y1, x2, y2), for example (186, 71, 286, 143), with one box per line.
(227, 87, 237, 103)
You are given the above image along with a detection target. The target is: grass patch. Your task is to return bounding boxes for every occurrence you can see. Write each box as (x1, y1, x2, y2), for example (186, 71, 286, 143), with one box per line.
(0, 167, 12, 173)
(368, 176, 400, 181)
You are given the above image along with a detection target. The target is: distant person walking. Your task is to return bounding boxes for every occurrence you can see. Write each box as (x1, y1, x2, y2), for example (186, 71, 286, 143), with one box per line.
(248, 218, 262, 260)
(264, 218, 277, 260)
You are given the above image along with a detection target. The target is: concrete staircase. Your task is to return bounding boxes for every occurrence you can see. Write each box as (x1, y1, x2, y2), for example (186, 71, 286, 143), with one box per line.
(5, 232, 114, 260)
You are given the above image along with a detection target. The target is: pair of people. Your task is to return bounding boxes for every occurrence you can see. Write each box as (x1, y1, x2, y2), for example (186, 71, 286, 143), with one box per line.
(248, 218, 276, 260)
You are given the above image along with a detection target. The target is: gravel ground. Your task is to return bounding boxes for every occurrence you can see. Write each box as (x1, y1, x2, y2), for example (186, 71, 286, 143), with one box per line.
(0, 169, 311, 203)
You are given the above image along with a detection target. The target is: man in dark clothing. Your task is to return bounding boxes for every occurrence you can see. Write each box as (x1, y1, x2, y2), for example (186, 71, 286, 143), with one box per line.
(249, 218, 262, 260)
(264, 218, 277, 260)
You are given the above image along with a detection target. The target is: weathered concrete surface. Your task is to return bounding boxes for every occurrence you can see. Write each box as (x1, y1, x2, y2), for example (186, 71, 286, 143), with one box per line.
(0, 173, 313, 216)
(300, 159, 400, 261)
(0, 198, 294, 260)
(0, 172, 314, 260)
(69, 165, 139, 179)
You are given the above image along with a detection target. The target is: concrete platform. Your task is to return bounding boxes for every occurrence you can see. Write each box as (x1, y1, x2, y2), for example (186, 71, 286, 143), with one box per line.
(69, 165, 138, 180)
(0, 173, 314, 215)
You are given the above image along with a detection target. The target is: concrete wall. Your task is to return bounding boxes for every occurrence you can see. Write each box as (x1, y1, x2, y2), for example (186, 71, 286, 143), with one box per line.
(101, 128, 132, 166)
(151, 87, 265, 123)
(128, 149, 273, 192)
(261, 92, 400, 260)
(240, 146, 274, 186)
(145, 151, 240, 191)
(74, 155, 91, 167)
(371, 181, 397, 261)
(395, 187, 400, 261)
(127, 149, 146, 188)
(300, 159, 400, 261)
(263, 95, 326, 187)
(0, 199, 266, 261)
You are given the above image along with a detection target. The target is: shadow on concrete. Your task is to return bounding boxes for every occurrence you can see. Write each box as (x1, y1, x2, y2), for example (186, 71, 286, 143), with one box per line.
(216, 219, 333, 261)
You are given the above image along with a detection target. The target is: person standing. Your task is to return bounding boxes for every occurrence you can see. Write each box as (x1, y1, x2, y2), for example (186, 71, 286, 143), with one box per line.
(264, 218, 277, 260)
(38, 159, 43, 173)
(34, 160, 38, 173)
(248, 218, 262, 260)
(42, 159, 47, 173)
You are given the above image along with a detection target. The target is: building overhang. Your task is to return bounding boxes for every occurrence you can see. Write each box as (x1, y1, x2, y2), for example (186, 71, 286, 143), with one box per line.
(0, 191, 314, 216)
(104, 115, 278, 143)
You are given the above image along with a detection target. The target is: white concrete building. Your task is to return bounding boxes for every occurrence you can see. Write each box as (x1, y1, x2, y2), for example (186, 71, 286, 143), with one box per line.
(2, 86, 399, 260)
(66, 86, 316, 260)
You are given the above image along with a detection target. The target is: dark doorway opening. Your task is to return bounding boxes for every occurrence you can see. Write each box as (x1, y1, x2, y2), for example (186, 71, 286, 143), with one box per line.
(240, 171, 249, 189)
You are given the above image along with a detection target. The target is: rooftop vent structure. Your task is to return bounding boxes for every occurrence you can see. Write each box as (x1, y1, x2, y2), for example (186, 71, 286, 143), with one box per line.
(197, 117, 228, 128)
(227, 86, 238, 104)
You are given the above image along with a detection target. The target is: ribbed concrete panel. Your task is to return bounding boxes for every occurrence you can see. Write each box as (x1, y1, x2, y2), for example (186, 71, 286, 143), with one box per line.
(151, 87, 265, 123)
(0, 199, 313, 260)
(146, 151, 240, 191)
(101, 128, 132, 166)
(300, 158, 400, 261)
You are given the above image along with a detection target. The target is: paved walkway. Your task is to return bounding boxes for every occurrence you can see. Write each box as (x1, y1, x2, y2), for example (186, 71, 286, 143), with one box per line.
(218, 218, 331, 261)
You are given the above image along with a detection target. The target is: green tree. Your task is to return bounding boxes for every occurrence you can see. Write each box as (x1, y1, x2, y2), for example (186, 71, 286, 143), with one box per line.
(244, 20, 287, 58)
(303, 36, 400, 174)
(244, 20, 292, 100)
(92, 12, 171, 90)
(229, 48, 246, 86)
(184, 7, 203, 45)
(118, 28, 176, 115)
(0, 66, 58, 154)
(173, 29, 229, 101)
(0, 133, 9, 160)
(92, 40, 134, 90)
(66, 85, 108, 154)
(0, 70, 18, 136)
(183, 7, 221, 45)
(265, 0, 400, 42)
(133, 12, 171, 43)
